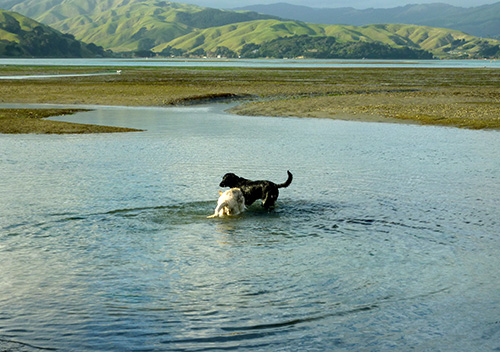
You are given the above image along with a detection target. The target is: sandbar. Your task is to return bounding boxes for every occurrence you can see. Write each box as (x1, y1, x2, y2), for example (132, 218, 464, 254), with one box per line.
(1, 66, 499, 133)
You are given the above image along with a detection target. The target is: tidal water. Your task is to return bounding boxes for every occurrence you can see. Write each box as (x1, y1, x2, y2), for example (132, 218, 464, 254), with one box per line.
(1, 57, 500, 69)
(1, 105, 499, 351)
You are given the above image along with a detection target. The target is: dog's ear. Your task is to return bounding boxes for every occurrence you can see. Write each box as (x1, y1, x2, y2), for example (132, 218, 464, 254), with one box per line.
(219, 191, 223, 196)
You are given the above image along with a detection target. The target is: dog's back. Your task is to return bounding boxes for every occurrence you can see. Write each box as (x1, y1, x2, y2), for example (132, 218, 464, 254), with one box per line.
(219, 171, 293, 208)
(207, 188, 246, 218)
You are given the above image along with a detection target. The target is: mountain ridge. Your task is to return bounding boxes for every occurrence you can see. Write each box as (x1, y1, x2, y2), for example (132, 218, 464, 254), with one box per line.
(156, 20, 499, 59)
(1, 0, 499, 58)
(234, 2, 500, 39)
(4, 0, 279, 51)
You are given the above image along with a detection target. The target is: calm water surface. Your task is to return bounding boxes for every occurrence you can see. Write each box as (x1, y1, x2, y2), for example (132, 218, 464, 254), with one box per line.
(1, 105, 499, 351)
(1, 58, 500, 68)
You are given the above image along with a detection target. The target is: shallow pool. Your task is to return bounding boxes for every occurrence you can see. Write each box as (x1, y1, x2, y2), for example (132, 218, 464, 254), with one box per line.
(1, 104, 499, 351)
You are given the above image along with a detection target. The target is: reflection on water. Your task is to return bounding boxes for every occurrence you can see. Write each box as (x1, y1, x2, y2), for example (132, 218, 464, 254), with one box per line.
(1, 104, 499, 351)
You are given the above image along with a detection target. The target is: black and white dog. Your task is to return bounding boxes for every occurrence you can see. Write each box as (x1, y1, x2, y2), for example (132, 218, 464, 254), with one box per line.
(219, 170, 293, 209)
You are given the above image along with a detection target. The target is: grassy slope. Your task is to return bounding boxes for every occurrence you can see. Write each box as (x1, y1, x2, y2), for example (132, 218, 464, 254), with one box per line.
(158, 20, 499, 57)
(0, 9, 105, 57)
(0, 9, 41, 43)
(7, 0, 499, 55)
(11, 0, 279, 52)
(156, 20, 327, 52)
(43, 1, 199, 51)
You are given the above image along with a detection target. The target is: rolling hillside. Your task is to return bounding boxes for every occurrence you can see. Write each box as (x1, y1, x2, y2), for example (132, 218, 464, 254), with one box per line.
(0, 9, 108, 57)
(1, 0, 499, 58)
(235, 2, 500, 40)
(3, 0, 278, 52)
(157, 20, 500, 59)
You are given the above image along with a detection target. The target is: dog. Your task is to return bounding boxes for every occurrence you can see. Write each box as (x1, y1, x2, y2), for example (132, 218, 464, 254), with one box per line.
(207, 188, 246, 218)
(219, 170, 293, 209)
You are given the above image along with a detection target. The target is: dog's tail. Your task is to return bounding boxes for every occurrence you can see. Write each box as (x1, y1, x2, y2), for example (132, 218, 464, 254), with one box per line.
(277, 170, 293, 188)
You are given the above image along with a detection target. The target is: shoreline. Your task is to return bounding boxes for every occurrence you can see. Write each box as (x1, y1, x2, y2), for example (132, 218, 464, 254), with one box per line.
(0, 109, 142, 134)
(228, 98, 500, 130)
(1, 66, 499, 133)
(228, 104, 424, 126)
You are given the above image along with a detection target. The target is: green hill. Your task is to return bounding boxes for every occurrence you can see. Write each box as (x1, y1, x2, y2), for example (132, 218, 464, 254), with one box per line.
(158, 20, 500, 59)
(0, 9, 108, 57)
(7, 0, 278, 52)
(2, 0, 499, 58)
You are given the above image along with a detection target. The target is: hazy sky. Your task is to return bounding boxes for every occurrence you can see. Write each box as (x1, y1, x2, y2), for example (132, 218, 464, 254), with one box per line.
(185, 0, 498, 9)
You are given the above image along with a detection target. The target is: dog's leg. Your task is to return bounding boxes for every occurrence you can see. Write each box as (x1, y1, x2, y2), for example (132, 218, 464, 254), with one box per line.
(223, 205, 233, 216)
(262, 197, 273, 209)
(262, 191, 278, 209)
(207, 201, 227, 218)
(207, 207, 222, 218)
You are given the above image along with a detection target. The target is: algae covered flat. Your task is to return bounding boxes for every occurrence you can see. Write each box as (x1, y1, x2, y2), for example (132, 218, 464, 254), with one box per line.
(0, 109, 142, 134)
(1, 65, 499, 131)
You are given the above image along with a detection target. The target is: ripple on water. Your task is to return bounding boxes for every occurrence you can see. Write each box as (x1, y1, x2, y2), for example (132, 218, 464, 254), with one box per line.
(1, 105, 499, 351)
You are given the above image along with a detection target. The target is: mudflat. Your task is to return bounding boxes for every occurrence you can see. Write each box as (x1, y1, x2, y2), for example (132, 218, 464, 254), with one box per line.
(0, 109, 142, 134)
(1, 66, 499, 133)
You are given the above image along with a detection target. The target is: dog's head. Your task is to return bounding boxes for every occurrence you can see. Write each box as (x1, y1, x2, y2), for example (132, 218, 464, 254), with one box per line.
(219, 173, 240, 188)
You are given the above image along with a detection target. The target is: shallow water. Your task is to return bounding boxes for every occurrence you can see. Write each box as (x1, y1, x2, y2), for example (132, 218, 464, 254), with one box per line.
(1, 105, 499, 351)
(1, 57, 500, 68)
(0, 72, 120, 80)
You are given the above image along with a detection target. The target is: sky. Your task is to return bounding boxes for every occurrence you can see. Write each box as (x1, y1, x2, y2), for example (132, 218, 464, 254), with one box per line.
(185, 0, 498, 9)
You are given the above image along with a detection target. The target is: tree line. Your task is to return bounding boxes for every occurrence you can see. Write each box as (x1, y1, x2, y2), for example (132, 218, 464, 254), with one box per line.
(145, 35, 434, 60)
